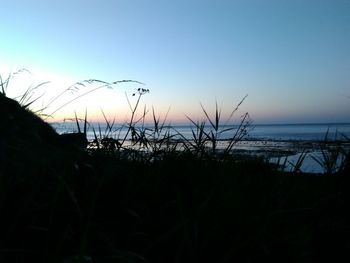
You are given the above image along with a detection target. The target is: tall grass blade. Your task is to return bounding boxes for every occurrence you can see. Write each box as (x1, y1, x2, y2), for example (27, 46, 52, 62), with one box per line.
(289, 150, 308, 173)
(74, 112, 82, 134)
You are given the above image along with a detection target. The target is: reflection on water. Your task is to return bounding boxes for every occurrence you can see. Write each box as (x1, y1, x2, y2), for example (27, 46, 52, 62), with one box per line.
(270, 151, 347, 174)
(50, 122, 350, 173)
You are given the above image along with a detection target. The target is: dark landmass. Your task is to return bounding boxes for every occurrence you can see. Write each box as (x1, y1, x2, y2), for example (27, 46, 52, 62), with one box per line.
(1, 93, 350, 263)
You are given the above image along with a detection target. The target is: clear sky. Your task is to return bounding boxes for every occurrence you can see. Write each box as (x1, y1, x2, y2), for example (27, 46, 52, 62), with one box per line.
(1, 0, 349, 124)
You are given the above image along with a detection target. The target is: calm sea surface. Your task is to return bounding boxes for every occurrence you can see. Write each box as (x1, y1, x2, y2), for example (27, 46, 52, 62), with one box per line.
(50, 122, 350, 174)
(51, 122, 350, 141)
(248, 123, 350, 141)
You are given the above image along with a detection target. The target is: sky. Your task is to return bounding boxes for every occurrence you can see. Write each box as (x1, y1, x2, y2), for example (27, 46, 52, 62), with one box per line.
(1, 0, 349, 124)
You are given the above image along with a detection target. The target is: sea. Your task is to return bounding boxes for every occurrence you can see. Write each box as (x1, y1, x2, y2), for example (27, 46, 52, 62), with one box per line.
(51, 122, 350, 174)
(51, 122, 350, 141)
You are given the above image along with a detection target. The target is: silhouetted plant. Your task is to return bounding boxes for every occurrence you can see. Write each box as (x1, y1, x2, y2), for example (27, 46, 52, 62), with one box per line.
(180, 119, 208, 157)
(1, 70, 142, 120)
(3, 71, 350, 263)
(311, 130, 345, 174)
(273, 155, 289, 172)
(181, 96, 251, 159)
(120, 87, 150, 146)
(289, 150, 309, 173)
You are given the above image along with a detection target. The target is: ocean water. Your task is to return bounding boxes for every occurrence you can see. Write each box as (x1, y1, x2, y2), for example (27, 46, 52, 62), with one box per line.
(51, 122, 350, 174)
(248, 123, 350, 141)
(51, 122, 350, 142)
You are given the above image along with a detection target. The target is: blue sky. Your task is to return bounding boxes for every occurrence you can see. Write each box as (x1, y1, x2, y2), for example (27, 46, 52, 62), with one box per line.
(1, 0, 349, 124)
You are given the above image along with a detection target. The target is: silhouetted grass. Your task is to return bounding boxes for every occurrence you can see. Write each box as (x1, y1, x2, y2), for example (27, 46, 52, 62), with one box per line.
(1, 75, 350, 262)
(2, 145, 350, 262)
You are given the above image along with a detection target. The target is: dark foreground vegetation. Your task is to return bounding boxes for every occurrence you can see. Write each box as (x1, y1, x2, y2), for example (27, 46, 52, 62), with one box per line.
(1, 140, 350, 263)
(1, 78, 350, 262)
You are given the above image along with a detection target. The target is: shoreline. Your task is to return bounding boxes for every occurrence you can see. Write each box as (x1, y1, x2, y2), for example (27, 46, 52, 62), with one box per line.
(96, 138, 348, 174)
(87, 136, 350, 155)
(86, 136, 350, 174)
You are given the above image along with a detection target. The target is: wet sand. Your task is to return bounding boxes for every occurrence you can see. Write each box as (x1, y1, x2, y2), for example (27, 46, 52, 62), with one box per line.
(231, 139, 350, 156)
(231, 139, 350, 173)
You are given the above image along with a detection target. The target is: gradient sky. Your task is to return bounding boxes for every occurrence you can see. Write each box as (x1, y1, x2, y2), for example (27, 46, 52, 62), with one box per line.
(1, 0, 349, 124)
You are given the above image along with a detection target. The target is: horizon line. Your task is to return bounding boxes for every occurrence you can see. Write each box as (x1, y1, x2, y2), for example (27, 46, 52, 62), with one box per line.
(49, 120, 350, 126)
